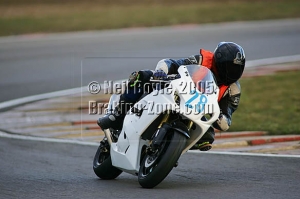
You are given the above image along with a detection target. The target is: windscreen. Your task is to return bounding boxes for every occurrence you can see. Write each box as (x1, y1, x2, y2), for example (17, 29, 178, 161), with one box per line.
(186, 65, 217, 94)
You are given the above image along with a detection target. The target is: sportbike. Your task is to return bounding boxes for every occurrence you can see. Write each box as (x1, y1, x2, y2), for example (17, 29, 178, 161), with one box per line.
(93, 65, 220, 188)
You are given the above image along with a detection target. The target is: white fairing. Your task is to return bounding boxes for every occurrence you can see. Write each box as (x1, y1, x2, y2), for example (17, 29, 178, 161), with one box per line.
(106, 65, 220, 174)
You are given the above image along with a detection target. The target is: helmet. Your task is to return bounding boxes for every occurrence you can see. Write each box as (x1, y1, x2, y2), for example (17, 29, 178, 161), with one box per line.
(214, 42, 246, 85)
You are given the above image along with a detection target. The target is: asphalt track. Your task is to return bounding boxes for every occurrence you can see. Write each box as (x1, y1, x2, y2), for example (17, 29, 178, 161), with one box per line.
(1, 19, 300, 198)
(1, 137, 299, 199)
(1, 19, 300, 102)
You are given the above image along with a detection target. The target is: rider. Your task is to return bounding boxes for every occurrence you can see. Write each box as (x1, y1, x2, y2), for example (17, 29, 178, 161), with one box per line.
(97, 42, 246, 151)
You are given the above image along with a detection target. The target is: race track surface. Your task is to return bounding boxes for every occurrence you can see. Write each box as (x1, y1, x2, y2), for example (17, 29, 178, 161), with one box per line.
(1, 137, 299, 199)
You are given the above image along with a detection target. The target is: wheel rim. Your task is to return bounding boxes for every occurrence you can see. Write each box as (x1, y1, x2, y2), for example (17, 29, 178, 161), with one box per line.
(140, 140, 167, 177)
(96, 152, 108, 166)
(94, 143, 109, 167)
(141, 153, 159, 177)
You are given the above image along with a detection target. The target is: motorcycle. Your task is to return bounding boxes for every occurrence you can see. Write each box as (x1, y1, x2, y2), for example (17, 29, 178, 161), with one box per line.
(93, 65, 220, 188)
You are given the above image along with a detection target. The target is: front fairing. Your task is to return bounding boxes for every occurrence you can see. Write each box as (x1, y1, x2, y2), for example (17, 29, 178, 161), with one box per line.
(170, 65, 220, 151)
(172, 65, 220, 119)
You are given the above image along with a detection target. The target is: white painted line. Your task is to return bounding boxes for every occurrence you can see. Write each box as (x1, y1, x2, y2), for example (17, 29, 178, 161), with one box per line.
(0, 87, 82, 110)
(0, 79, 126, 111)
(246, 54, 300, 68)
(0, 131, 98, 146)
(1, 131, 299, 158)
(188, 150, 300, 158)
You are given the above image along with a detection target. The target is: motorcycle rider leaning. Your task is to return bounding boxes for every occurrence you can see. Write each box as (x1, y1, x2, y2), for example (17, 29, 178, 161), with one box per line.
(97, 42, 246, 151)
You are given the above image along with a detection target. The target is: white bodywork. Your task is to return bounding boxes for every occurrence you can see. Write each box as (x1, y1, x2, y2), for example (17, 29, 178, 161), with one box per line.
(104, 65, 220, 175)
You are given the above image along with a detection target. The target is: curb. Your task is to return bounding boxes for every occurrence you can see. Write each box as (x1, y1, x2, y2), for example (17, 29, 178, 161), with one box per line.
(213, 135, 300, 149)
(248, 136, 300, 146)
(215, 131, 267, 139)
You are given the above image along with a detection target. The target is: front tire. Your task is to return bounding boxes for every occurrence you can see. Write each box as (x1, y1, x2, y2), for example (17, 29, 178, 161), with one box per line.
(138, 131, 186, 188)
(93, 140, 122, 180)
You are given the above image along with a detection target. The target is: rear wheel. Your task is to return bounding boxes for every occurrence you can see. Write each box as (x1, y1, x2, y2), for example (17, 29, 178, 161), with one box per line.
(93, 139, 122, 180)
(138, 132, 186, 188)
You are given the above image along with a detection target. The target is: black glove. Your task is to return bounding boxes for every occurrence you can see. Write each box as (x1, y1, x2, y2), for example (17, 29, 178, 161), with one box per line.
(128, 70, 153, 88)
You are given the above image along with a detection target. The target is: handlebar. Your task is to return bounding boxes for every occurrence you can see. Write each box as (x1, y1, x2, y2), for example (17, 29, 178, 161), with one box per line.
(150, 74, 179, 83)
(149, 74, 180, 90)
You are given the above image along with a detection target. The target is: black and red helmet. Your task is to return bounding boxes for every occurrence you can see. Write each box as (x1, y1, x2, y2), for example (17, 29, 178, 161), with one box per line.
(214, 42, 246, 85)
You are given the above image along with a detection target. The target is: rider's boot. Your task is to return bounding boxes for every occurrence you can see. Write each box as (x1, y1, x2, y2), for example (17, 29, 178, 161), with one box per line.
(191, 127, 215, 151)
(97, 98, 132, 130)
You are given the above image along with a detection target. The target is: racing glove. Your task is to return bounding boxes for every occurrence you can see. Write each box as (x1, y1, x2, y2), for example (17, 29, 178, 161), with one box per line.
(153, 69, 167, 80)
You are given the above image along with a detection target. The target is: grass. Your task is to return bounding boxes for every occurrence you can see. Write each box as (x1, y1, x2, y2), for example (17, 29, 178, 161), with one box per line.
(0, 0, 300, 36)
(229, 70, 300, 135)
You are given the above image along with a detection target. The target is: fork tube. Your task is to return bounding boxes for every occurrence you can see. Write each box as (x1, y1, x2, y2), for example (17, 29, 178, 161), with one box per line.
(157, 94, 178, 128)
(103, 129, 113, 145)
(187, 120, 194, 131)
(158, 113, 170, 128)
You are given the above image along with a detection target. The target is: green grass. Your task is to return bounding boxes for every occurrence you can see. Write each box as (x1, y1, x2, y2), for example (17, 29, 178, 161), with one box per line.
(229, 70, 300, 135)
(0, 0, 300, 36)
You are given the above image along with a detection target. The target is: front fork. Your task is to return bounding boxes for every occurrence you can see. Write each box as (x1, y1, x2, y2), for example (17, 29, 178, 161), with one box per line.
(150, 112, 193, 151)
(103, 129, 113, 146)
(150, 113, 171, 151)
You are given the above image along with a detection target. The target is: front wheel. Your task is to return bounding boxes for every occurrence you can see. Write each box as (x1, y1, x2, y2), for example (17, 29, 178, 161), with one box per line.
(138, 131, 186, 188)
(93, 139, 122, 180)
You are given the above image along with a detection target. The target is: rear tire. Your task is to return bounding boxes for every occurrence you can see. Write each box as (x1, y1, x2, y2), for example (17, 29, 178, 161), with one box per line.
(93, 141, 122, 180)
(138, 132, 186, 188)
